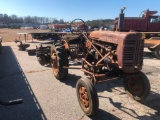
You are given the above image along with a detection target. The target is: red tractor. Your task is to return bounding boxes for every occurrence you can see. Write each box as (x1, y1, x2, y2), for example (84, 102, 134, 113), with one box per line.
(35, 15, 151, 115)
(45, 19, 150, 116)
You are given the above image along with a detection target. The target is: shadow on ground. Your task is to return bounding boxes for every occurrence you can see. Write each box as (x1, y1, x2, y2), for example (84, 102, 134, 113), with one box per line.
(0, 46, 47, 120)
(60, 66, 160, 119)
(90, 109, 120, 120)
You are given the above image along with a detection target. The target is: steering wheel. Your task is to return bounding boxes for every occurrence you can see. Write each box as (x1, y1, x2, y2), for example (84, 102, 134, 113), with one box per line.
(70, 19, 87, 35)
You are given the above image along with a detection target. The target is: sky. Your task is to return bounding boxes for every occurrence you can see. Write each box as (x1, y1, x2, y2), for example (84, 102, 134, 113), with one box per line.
(0, 0, 160, 22)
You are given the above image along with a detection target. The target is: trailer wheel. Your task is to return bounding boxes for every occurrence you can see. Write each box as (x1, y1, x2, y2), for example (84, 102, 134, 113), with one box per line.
(51, 43, 68, 80)
(76, 78, 99, 116)
(123, 72, 150, 101)
(154, 46, 160, 59)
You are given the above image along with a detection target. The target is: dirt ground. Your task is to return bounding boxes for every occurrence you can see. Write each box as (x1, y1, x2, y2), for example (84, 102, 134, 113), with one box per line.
(0, 28, 49, 42)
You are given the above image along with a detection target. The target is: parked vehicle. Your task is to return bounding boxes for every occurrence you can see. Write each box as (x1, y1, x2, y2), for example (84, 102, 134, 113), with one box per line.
(114, 7, 160, 32)
(36, 19, 150, 116)
(40, 25, 48, 30)
(114, 7, 160, 59)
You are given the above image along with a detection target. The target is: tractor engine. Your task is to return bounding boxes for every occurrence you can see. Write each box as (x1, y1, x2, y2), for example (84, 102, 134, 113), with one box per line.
(83, 31, 144, 75)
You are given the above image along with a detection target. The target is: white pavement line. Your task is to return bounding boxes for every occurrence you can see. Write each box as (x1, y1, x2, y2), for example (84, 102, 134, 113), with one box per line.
(36, 103, 40, 110)
(41, 114, 46, 120)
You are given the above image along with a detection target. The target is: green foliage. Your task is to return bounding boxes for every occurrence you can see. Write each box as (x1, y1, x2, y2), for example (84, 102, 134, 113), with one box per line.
(0, 13, 66, 24)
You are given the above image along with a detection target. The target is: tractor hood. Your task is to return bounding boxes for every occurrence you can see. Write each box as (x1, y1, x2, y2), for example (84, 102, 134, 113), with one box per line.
(89, 30, 144, 73)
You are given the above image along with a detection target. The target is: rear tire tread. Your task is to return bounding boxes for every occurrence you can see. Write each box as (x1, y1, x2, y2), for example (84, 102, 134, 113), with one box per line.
(51, 43, 68, 80)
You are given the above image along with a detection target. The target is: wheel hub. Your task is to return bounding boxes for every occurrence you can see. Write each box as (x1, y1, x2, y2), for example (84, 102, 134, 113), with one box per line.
(51, 53, 57, 64)
(51, 53, 58, 73)
(79, 86, 89, 110)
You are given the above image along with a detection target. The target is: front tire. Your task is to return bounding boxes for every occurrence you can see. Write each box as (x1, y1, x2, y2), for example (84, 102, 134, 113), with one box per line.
(76, 78, 99, 116)
(123, 72, 150, 101)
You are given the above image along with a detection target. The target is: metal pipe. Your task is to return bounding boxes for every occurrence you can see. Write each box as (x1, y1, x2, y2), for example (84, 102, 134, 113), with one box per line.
(82, 33, 103, 58)
(63, 66, 82, 69)
(96, 53, 110, 66)
(81, 68, 93, 75)
(81, 68, 97, 83)
(93, 42, 106, 49)
(81, 58, 93, 66)
(97, 77, 119, 83)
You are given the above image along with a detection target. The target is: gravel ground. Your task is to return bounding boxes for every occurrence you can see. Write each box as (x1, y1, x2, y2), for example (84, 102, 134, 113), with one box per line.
(0, 40, 160, 120)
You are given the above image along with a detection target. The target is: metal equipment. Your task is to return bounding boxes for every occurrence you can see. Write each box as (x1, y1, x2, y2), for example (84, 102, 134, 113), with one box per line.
(14, 39, 30, 51)
(36, 18, 150, 116)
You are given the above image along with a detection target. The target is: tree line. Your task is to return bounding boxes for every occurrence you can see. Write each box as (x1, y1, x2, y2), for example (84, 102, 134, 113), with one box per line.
(0, 13, 114, 27)
(0, 13, 65, 25)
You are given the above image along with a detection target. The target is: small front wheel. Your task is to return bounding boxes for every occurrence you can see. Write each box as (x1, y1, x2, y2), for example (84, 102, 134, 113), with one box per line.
(123, 72, 150, 101)
(76, 78, 99, 116)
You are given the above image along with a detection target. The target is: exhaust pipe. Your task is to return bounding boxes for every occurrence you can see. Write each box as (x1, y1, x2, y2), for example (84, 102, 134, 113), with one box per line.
(118, 7, 126, 31)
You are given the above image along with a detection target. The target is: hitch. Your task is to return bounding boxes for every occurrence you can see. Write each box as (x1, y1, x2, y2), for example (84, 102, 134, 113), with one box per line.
(14, 39, 30, 51)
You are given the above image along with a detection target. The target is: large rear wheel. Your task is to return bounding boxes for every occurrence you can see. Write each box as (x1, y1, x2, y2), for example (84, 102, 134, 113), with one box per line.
(51, 43, 68, 80)
(76, 78, 99, 116)
(123, 72, 150, 101)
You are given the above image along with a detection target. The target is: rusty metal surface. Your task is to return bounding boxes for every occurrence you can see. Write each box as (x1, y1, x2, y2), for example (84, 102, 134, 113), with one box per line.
(78, 86, 89, 110)
(145, 37, 160, 48)
(89, 31, 144, 73)
(51, 52, 58, 75)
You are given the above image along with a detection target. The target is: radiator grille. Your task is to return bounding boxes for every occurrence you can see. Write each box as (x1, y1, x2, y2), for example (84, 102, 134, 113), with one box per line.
(123, 39, 144, 67)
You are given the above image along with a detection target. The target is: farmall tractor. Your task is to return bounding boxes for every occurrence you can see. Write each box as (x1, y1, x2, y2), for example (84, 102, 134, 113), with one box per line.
(36, 18, 150, 116)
